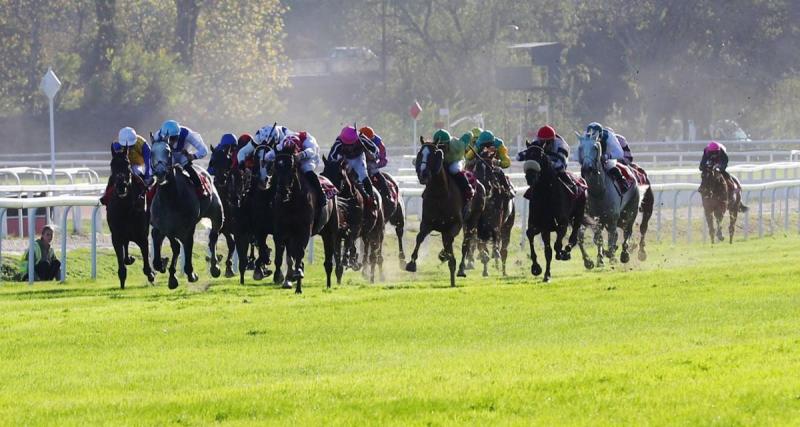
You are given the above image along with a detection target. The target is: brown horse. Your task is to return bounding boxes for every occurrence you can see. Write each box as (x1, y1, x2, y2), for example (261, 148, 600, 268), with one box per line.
(405, 140, 485, 287)
(470, 152, 514, 277)
(700, 166, 741, 243)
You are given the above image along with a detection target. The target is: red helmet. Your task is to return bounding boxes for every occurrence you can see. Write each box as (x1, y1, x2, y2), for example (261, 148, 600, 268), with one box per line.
(238, 133, 253, 145)
(283, 134, 302, 152)
(537, 125, 556, 140)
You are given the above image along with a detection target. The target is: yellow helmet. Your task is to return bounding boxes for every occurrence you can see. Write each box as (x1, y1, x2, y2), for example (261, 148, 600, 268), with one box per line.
(470, 127, 483, 139)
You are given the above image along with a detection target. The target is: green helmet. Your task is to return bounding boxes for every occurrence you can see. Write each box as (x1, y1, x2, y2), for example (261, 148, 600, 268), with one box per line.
(433, 129, 451, 144)
(470, 127, 483, 139)
(477, 130, 495, 146)
(459, 132, 472, 145)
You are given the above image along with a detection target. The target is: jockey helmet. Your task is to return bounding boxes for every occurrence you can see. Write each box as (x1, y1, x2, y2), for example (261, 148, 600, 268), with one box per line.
(707, 141, 722, 152)
(160, 120, 180, 138)
(477, 130, 495, 147)
(256, 125, 283, 145)
(359, 126, 375, 140)
(586, 122, 603, 139)
(118, 127, 137, 147)
(433, 129, 451, 144)
(238, 133, 253, 146)
(537, 125, 556, 140)
(219, 133, 237, 147)
(470, 127, 483, 140)
(283, 134, 303, 152)
(459, 132, 472, 145)
(339, 126, 359, 145)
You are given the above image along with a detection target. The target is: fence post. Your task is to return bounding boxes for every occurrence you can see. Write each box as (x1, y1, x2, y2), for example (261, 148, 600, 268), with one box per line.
(656, 190, 664, 242)
(27, 206, 35, 285)
(758, 188, 765, 238)
(687, 191, 697, 243)
(60, 206, 72, 282)
(770, 187, 779, 236)
(672, 190, 681, 244)
(91, 205, 100, 279)
(784, 187, 790, 232)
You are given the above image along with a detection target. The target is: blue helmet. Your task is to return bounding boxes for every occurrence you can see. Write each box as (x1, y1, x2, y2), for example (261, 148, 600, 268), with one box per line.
(219, 133, 237, 147)
(160, 120, 181, 138)
(586, 122, 603, 138)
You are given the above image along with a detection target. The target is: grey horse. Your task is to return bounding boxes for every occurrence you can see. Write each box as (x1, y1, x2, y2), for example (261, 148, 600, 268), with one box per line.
(577, 132, 644, 266)
(149, 138, 224, 289)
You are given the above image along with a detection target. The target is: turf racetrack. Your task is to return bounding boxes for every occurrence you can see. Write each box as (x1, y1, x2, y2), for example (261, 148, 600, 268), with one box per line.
(1, 236, 799, 424)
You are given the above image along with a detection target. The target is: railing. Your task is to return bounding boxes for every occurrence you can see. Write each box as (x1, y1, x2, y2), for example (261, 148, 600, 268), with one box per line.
(0, 196, 102, 284)
(0, 183, 105, 238)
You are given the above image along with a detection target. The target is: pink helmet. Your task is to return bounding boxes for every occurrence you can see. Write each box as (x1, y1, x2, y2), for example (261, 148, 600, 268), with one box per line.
(707, 141, 721, 152)
(339, 126, 359, 145)
(283, 134, 302, 152)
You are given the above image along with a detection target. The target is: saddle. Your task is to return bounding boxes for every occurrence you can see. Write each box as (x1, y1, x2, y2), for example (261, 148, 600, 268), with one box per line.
(611, 163, 644, 193)
(565, 171, 588, 202)
(371, 172, 399, 205)
(458, 170, 479, 193)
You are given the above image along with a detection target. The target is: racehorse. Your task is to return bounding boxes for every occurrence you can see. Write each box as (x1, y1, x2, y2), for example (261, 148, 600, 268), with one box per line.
(106, 147, 154, 289)
(149, 138, 224, 289)
(577, 132, 652, 265)
(521, 145, 593, 281)
(470, 151, 515, 277)
(234, 148, 275, 285)
(372, 171, 406, 266)
(700, 166, 741, 243)
(271, 145, 340, 293)
(405, 139, 485, 287)
(208, 145, 239, 278)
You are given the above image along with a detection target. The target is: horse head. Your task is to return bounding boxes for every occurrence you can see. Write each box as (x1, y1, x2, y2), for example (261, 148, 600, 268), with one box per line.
(210, 144, 233, 185)
(577, 131, 603, 182)
(110, 146, 132, 198)
(700, 165, 726, 199)
(521, 145, 547, 188)
(150, 133, 173, 185)
(272, 145, 298, 202)
(415, 140, 444, 186)
(321, 154, 346, 191)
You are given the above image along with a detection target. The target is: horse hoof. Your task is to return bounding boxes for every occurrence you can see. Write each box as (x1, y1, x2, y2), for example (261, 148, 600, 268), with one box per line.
(294, 287, 302, 294)
(405, 262, 417, 273)
(125, 256, 136, 265)
(253, 268, 264, 281)
(554, 252, 562, 261)
(457, 269, 466, 278)
(531, 264, 542, 276)
(273, 272, 284, 285)
(119, 281, 125, 290)
(543, 275, 551, 283)
(224, 268, 234, 278)
(438, 250, 449, 262)
(282, 281, 293, 290)
(637, 250, 647, 262)
(188, 272, 199, 283)
(210, 266, 221, 278)
(620, 252, 630, 264)
(168, 276, 179, 289)
(584, 259, 595, 270)
(157, 258, 168, 273)
(562, 251, 572, 261)
(146, 273, 155, 284)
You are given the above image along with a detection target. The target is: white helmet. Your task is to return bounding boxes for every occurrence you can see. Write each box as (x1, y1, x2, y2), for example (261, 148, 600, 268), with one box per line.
(118, 127, 138, 147)
(255, 125, 284, 145)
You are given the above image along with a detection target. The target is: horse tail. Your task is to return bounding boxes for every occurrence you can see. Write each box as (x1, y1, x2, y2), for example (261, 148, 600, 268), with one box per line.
(639, 185, 655, 235)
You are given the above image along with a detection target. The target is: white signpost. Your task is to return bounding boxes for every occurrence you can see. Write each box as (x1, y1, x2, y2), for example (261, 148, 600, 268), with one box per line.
(40, 68, 61, 182)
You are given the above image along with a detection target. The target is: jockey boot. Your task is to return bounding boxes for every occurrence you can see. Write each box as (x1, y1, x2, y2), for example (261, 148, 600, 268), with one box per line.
(184, 165, 206, 196)
(454, 172, 475, 202)
(609, 167, 629, 193)
(132, 175, 147, 211)
(361, 177, 375, 207)
(373, 172, 390, 201)
(558, 171, 577, 196)
(304, 170, 324, 205)
(100, 177, 114, 206)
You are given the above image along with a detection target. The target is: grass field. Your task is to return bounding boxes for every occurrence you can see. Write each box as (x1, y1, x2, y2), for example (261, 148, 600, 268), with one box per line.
(1, 235, 800, 425)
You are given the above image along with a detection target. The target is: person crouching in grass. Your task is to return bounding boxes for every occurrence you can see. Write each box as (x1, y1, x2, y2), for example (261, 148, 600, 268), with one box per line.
(19, 225, 61, 282)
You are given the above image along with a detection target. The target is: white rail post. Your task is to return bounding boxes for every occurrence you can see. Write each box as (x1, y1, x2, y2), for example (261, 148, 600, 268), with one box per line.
(59, 206, 72, 282)
(672, 190, 681, 244)
(784, 187, 790, 232)
(770, 187, 779, 236)
(27, 206, 35, 285)
(758, 188, 765, 238)
(91, 205, 100, 279)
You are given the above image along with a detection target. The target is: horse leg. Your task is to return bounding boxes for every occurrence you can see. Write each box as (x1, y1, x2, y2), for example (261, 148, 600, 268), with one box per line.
(500, 205, 514, 276)
(167, 237, 181, 290)
(593, 224, 605, 268)
(442, 232, 457, 287)
(704, 206, 716, 244)
(151, 228, 167, 274)
(183, 232, 199, 283)
(335, 234, 344, 285)
(224, 232, 235, 278)
(323, 231, 336, 289)
(405, 223, 432, 273)
(542, 231, 553, 282)
(638, 187, 654, 260)
(256, 236, 273, 278)
(607, 223, 619, 264)
(273, 240, 285, 285)
(135, 236, 154, 284)
(577, 225, 594, 270)
(112, 237, 127, 289)
(480, 237, 490, 278)
(207, 229, 221, 279)
(728, 206, 738, 245)
(526, 228, 542, 276)
(392, 205, 406, 266)
(236, 233, 250, 285)
(620, 221, 634, 264)
(554, 225, 567, 261)
(458, 229, 471, 277)
(715, 208, 725, 242)
(124, 243, 135, 265)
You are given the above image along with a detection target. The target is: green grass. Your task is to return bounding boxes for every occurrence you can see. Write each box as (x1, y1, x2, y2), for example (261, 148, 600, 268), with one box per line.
(1, 236, 800, 425)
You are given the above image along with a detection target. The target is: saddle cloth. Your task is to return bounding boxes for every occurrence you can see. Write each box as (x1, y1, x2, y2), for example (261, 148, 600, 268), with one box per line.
(319, 175, 339, 200)
(458, 170, 478, 192)
(371, 173, 399, 205)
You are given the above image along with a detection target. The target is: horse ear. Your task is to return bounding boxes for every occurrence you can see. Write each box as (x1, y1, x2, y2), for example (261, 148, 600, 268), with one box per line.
(111, 144, 116, 156)
(574, 131, 582, 139)
(419, 136, 425, 144)
(210, 144, 215, 152)
(123, 145, 129, 155)
(150, 132, 155, 143)
(321, 154, 328, 163)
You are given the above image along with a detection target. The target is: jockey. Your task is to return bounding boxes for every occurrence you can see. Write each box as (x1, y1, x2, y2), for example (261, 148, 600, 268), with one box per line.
(464, 127, 483, 167)
(328, 125, 378, 200)
(266, 131, 323, 204)
(155, 120, 208, 190)
(233, 133, 254, 170)
(607, 127, 634, 164)
(700, 141, 748, 210)
(237, 123, 294, 185)
(101, 126, 151, 206)
(434, 129, 473, 201)
(586, 122, 629, 192)
(207, 133, 237, 176)
(518, 125, 575, 193)
(359, 126, 390, 197)
(468, 130, 513, 196)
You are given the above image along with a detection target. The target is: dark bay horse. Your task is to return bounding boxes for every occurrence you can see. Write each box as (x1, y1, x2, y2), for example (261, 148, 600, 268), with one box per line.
(150, 139, 224, 289)
(578, 132, 653, 266)
(521, 145, 592, 282)
(700, 166, 741, 243)
(106, 147, 154, 289)
(208, 145, 238, 277)
(234, 154, 275, 285)
(271, 147, 340, 293)
(405, 140, 485, 287)
(471, 153, 515, 277)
